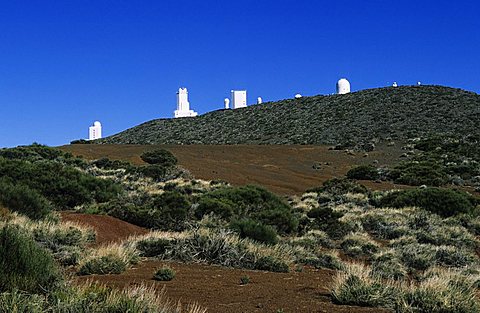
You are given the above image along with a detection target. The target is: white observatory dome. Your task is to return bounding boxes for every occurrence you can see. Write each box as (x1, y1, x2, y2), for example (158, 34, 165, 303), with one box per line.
(224, 98, 230, 109)
(336, 78, 351, 94)
(93, 121, 101, 127)
(294, 94, 302, 99)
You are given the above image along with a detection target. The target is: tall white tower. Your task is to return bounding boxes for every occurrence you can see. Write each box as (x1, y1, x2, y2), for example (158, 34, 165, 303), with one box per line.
(231, 90, 247, 109)
(336, 78, 351, 94)
(224, 98, 230, 109)
(174, 87, 198, 118)
(89, 121, 102, 140)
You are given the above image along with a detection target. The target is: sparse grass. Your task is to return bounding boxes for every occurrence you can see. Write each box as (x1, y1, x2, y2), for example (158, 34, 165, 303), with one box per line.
(240, 275, 250, 285)
(153, 266, 176, 281)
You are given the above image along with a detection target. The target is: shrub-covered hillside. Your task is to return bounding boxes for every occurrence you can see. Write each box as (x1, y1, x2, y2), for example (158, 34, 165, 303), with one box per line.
(97, 86, 480, 147)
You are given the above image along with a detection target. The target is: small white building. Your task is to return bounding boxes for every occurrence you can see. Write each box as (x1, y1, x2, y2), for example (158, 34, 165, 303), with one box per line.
(174, 87, 198, 118)
(231, 90, 247, 109)
(89, 121, 102, 140)
(224, 98, 230, 109)
(257, 97, 263, 105)
(336, 78, 351, 94)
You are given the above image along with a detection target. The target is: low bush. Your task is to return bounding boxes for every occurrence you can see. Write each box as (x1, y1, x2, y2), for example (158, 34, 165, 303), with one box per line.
(301, 253, 344, 270)
(346, 165, 379, 180)
(78, 254, 126, 275)
(0, 225, 61, 293)
(153, 266, 176, 281)
(196, 185, 297, 234)
(397, 243, 436, 271)
(307, 178, 369, 196)
(377, 188, 477, 217)
(371, 252, 407, 281)
(136, 237, 174, 257)
(154, 228, 292, 273)
(0, 179, 52, 220)
(230, 218, 278, 245)
(332, 264, 398, 309)
(255, 256, 289, 273)
(340, 233, 379, 259)
(151, 191, 191, 231)
(140, 149, 177, 167)
(388, 161, 448, 186)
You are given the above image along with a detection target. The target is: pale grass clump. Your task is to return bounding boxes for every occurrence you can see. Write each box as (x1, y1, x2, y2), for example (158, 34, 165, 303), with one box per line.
(78, 242, 139, 275)
(340, 192, 369, 206)
(340, 232, 380, 259)
(1, 212, 95, 246)
(332, 262, 480, 312)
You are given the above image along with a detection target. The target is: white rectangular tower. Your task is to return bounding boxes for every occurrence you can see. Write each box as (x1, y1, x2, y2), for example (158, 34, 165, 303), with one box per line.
(174, 87, 198, 118)
(89, 121, 102, 140)
(231, 90, 247, 109)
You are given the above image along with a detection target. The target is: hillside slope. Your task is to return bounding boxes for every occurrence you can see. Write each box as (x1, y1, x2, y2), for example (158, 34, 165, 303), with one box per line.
(98, 86, 480, 146)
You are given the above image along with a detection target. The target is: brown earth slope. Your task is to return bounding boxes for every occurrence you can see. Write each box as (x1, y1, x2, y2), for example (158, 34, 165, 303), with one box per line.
(61, 212, 148, 245)
(61, 144, 408, 195)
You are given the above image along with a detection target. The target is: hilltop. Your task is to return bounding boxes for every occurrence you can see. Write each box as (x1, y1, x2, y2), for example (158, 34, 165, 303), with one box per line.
(97, 85, 480, 147)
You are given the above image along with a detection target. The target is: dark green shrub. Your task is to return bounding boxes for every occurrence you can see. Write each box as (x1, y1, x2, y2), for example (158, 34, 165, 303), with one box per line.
(307, 207, 354, 239)
(140, 149, 177, 167)
(254, 256, 289, 273)
(195, 197, 235, 219)
(136, 238, 173, 257)
(307, 178, 369, 196)
(0, 225, 61, 293)
(0, 157, 121, 209)
(346, 165, 379, 180)
(151, 191, 191, 231)
(377, 188, 477, 217)
(153, 266, 175, 281)
(301, 253, 344, 270)
(388, 161, 448, 186)
(230, 219, 278, 245)
(137, 165, 168, 181)
(78, 255, 127, 275)
(0, 179, 51, 220)
(196, 185, 297, 234)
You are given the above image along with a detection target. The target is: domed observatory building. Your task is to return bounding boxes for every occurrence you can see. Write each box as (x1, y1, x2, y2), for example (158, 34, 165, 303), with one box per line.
(89, 121, 102, 140)
(336, 78, 351, 94)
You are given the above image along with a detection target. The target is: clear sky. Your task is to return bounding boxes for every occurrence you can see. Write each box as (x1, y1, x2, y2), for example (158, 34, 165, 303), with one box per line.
(0, 0, 479, 147)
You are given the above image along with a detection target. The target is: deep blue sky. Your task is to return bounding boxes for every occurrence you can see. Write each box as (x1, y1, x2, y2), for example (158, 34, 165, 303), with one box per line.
(0, 0, 479, 147)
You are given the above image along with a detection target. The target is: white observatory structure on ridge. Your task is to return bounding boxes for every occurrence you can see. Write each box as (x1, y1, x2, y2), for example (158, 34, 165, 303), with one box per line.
(174, 87, 198, 118)
(231, 90, 247, 109)
(336, 78, 351, 94)
(89, 121, 102, 140)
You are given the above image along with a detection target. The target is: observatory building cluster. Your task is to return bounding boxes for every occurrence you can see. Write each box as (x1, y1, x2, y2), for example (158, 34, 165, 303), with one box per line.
(86, 79, 351, 139)
(172, 78, 352, 119)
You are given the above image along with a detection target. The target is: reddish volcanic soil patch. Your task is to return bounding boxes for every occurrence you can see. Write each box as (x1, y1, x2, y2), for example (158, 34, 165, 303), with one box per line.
(76, 260, 388, 313)
(61, 212, 148, 245)
(61, 144, 408, 195)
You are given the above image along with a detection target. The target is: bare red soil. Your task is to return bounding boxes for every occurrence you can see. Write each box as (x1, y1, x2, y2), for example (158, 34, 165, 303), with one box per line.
(61, 144, 409, 195)
(61, 212, 148, 245)
(76, 260, 388, 313)
(66, 213, 388, 313)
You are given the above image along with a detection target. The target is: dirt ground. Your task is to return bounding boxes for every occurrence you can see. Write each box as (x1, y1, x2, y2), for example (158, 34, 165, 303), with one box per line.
(65, 213, 389, 313)
(61, 212, 148, 245)
(76, 260, 388, 313)
(61, 144, 409, 195)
